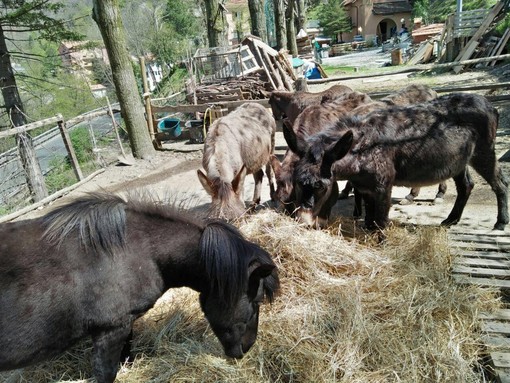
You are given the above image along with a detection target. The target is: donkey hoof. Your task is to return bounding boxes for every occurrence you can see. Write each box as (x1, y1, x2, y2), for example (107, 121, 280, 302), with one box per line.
(399, 197, 413, 206)
(338, 191, 350, 200)
(441, 218, 458, 227)
(433, 197, 444, 205)
(493, 222, 507, 231)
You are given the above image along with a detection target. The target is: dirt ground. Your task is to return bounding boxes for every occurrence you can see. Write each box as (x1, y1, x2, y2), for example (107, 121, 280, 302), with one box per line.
(16, 52, 510, 234)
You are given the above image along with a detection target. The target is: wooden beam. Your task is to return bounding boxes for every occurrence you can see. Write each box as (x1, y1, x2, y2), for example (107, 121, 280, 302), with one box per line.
(453, 1, 504, 73)
(152, 98, 270, 114)
(57, 120, 83, 181)
(0, 114, 63, 139)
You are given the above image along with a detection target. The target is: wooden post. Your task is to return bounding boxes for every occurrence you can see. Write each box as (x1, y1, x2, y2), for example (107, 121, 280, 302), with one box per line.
(139, 56, 160, 149)
(57, 119, 83, 181)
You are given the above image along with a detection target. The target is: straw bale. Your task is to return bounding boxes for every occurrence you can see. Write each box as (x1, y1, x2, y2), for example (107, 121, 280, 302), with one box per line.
(1, 210, 501, 383)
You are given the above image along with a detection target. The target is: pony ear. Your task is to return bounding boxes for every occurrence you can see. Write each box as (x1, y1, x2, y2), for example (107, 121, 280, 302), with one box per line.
(270, 155, 282, 178)
(283, 123, 307, 157)
(232, 165, 247, 194)
(248, 263, 276, 299)
(323, 130, 354, 171)
(197, 169, 215, 196)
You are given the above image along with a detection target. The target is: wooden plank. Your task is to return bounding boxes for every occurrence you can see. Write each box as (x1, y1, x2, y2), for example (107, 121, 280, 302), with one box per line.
(454, 257, 510, 268)
(450, 241, 506, 251)
(449, 233, 510, 245)
(453, 1, 504, 73)
(490, 352, 510, 368)
(448, 232, 510, 245)
(0, 114, 63, 139)
(480, 309, 510, 321)
(452, 250, 510, 260)
(489, 28, 510, 66)
(452, 265, 510, 278)
(482, 335, 510, 348)
(482, 322, 510, 335)
(453, 275, 510, 288)
(152, 98, 269, 114)
(497, 369, 510, 383)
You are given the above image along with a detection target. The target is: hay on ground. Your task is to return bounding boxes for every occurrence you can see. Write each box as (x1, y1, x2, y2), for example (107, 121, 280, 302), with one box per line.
(1, 210, 501, 383)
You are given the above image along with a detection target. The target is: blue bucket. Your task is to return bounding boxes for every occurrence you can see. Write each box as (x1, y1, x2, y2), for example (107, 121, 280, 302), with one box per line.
(158, 118, 181, 137)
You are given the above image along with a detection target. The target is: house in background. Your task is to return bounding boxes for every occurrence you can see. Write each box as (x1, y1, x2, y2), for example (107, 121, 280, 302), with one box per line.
(58, 41, 109, 75)
(144, 59, 164, 91)
(342, 0, 413, 44)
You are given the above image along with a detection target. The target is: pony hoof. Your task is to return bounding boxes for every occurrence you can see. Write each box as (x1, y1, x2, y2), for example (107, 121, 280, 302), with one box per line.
(433, 197, 444, 205)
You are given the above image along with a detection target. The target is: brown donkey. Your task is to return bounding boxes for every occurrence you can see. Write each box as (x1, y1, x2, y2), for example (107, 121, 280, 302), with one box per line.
(198, 102, 276, 220)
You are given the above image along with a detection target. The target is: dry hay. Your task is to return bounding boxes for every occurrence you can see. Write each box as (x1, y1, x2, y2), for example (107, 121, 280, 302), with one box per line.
(1, 211, 501, 383)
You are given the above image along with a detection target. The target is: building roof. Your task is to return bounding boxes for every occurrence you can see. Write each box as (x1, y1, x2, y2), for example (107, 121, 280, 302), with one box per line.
(372, 1, 413, 15)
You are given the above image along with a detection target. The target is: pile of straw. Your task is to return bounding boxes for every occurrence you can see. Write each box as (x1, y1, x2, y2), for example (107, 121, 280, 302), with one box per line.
(2, 211, 501, 382)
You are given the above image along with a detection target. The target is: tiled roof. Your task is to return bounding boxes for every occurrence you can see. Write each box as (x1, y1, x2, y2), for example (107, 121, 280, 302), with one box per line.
(372, 1, 413, 15)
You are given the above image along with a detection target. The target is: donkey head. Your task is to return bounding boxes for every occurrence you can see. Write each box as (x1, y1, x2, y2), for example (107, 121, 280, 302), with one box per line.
(197, 166, 248, 220)
(284, 123, 354, 227)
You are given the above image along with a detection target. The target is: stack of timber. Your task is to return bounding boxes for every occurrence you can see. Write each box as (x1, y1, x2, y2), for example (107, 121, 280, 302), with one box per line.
(435, 1, 510, 73)
(450, 229, 510, 383)
(296, 34, 313, 58)
(187, 35, 294, 105)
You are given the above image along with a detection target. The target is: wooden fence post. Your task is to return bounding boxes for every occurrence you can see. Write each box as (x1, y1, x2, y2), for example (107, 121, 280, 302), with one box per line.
(57, 119, 83, 181)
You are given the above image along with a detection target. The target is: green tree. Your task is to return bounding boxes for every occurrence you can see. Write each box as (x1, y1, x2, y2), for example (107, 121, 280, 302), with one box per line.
(413, 0, 497, 24)
(93, 0, 156, 160)
(0, 0, 83, 202)
(317, 0, 352, 43)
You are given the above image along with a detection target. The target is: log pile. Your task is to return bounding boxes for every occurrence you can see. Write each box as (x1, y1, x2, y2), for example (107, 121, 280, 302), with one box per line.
(187, 36, 295, 105)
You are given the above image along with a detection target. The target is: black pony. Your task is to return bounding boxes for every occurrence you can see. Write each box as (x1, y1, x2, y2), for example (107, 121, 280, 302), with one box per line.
(0, 193, 279, 383)
(286, 93, 509, 231)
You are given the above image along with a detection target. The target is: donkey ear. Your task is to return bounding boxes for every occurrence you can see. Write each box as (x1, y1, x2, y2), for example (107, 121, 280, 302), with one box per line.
(232, 165, 247, 194)
(283, 123, 307, 157)
(323, 130, 354, 170)
(197, 169, 215, 196)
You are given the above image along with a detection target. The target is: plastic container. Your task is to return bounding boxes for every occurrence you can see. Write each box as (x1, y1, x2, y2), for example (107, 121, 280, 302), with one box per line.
(185, 120, 205, 144)
(157, 118, 181, 137)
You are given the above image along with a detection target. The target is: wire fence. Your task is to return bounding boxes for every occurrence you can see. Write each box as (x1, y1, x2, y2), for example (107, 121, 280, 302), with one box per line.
(0, 105, 123, 215)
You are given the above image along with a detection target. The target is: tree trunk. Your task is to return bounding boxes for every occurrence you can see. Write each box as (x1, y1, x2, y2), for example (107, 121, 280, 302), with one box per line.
(204, 0, 227, 47)
(286, 0, 298, 56)
(296, 0, 306, 33)
(0, 25, 48, 202)
(92, 0, 155, 159)
(248, 0, 267, 42)
(273, 0, 287, 50)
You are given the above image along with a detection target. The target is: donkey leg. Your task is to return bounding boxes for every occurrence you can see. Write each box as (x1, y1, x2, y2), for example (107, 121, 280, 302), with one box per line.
(252, 169, 265, 205)
(400, 187, 420, 205)
(441, 169, 474, 227)
(265, 162, 276, 202)
(372, 188, 393, 230)
(471, 153, 509, 230)
(339, 181, 353, 199)
(91, 324, 132, 383)
(434, 182, 448, 204)
(352, 188, 363, 218)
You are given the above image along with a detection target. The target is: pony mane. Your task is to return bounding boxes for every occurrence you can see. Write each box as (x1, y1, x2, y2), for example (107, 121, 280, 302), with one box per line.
(200, 220, 279, 306)
(43, 193, 128, 256)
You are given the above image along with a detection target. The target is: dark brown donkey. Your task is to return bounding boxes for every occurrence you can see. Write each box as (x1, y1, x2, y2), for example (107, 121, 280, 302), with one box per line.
(268, 84, 353, 126)
(198, 102, 276, 220)
(286, 93, 509, 231)
(340, 84, 448, 209)
(271, 91, 373, 215)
